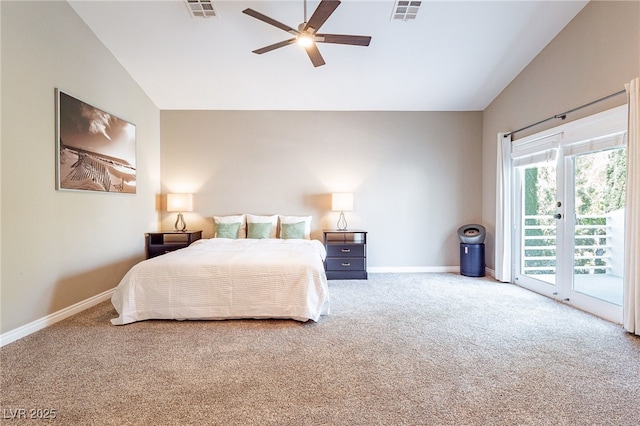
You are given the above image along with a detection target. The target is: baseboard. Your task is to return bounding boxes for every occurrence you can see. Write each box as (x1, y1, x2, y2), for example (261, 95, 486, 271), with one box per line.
(368, 266, 460, 273)
(0, 288, 114, 348)
(368, 266, 496, 278)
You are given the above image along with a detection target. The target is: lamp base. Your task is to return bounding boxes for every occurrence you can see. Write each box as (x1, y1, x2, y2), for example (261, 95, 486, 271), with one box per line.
(336, 211, 348, 231)
(174, 212, 187, 232)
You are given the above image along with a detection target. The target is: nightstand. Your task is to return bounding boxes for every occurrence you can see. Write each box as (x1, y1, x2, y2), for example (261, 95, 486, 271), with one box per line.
(323, 229, 368, 280)
(145, 230, 202, 259)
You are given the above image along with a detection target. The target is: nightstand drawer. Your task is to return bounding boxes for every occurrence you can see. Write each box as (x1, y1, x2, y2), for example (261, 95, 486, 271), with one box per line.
(326, 270, 368, 280)
(147, 243, 188, 258)
(326, 258, 366, 271)
(326, 244, 365, 258)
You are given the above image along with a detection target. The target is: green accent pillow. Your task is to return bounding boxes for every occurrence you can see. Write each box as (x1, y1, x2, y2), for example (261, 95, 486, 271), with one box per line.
(281, 221, 306, 239)
(247, 222, 272, 239)
(216, 222, 241, 239)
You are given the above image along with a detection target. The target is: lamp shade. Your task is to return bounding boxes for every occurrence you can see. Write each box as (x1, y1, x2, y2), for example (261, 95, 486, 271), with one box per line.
(331, 193, 353, 212)
(166, 193, 193, 212)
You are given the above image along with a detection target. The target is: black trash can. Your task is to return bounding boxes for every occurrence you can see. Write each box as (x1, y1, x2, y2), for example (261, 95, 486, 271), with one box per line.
(457, 224, 486, 277)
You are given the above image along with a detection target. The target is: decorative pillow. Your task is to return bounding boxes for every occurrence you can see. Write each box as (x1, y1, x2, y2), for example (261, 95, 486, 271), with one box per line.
(215, 222, 240, 239)
(214, 214, 246, 239)
(279, 215, 312, 239)
(247, 222, 272, 239)
(280, 221, 306, 239)
(246, 214, 278, 238)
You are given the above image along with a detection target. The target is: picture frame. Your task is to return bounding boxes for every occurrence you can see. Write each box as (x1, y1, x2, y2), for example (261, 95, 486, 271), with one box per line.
(56, 89, 136, 193)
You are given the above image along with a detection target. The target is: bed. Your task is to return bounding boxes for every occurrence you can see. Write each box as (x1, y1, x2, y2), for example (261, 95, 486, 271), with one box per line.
(110, 238, 330, 325)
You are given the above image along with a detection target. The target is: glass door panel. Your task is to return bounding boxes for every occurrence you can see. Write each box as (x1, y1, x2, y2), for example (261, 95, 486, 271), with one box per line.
(521, 162, 558, 285)
(572, 148, 626, 306)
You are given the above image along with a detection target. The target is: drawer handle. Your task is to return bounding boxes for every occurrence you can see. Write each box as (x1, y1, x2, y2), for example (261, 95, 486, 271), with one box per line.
(341, 248, 351, 253)
(341, 262, 351, 267)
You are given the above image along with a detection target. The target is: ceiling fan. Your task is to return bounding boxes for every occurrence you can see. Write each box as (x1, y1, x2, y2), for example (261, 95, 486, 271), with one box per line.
(242, 0, 372, 67)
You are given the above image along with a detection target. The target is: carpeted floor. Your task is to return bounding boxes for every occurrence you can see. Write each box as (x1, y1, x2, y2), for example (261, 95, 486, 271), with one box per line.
(1, 273, 639, 425)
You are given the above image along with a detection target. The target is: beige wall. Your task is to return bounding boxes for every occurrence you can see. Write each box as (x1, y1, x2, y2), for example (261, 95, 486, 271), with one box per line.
(160, 110, 483, 269)
(0, 1, 161, 334)
(482, 0, 640, 269)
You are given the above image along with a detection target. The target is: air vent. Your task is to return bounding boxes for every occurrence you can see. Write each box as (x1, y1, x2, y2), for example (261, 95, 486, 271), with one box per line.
(392, 0, 421, 21)
(185, 0, 217, 18)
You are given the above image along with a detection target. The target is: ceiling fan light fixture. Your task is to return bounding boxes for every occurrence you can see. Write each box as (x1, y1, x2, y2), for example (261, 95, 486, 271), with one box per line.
(297, 33, 314, 47)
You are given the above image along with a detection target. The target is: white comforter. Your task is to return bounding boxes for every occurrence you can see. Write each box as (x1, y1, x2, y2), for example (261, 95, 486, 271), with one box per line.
(111, 238, 330, 325)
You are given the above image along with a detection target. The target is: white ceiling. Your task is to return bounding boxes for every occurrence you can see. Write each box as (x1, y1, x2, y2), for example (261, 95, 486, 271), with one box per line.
(68, 0, 588, 111)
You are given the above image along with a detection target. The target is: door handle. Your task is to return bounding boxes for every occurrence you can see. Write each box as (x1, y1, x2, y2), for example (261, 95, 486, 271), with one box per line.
(554, 213, 562, 219)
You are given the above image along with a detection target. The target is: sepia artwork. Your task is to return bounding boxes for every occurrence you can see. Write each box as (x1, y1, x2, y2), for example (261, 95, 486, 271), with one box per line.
(56, 89, 136, 193)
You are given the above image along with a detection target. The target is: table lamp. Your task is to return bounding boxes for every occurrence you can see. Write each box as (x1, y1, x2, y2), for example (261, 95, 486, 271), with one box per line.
(166, 193, 193, 232)
(332, 192, 353, 231)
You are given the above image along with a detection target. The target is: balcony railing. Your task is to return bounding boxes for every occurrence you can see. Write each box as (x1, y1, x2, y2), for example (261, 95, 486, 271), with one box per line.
(522, 214, 617, 276)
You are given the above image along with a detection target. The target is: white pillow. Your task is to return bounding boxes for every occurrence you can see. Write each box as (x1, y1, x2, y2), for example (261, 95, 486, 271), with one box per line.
(279, 215, 312, 239)
(214, 214, 246, 239)
(246, 214, 278, 238)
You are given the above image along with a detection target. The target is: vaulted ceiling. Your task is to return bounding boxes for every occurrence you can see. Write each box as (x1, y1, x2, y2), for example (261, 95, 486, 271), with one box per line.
(69, 0, 587, 111)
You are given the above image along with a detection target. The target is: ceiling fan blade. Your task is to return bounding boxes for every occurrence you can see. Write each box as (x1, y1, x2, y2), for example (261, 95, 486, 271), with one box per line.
(242, 8, 298, 35)
(252, 38, 297, 55)
(304, 43, 326, 67)
(316, 34, 372, 46)
(303, 0, 341, 33)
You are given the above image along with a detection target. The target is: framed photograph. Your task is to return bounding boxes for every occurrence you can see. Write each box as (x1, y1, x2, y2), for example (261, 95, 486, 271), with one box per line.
(56, 89, 136, 193)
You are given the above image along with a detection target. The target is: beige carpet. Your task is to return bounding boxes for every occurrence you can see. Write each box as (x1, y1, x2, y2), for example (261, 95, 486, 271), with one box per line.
(1, 273, 639, 425)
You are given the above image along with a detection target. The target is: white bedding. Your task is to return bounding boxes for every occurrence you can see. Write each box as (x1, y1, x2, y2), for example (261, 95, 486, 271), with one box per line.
(111, 238, 330, 325)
